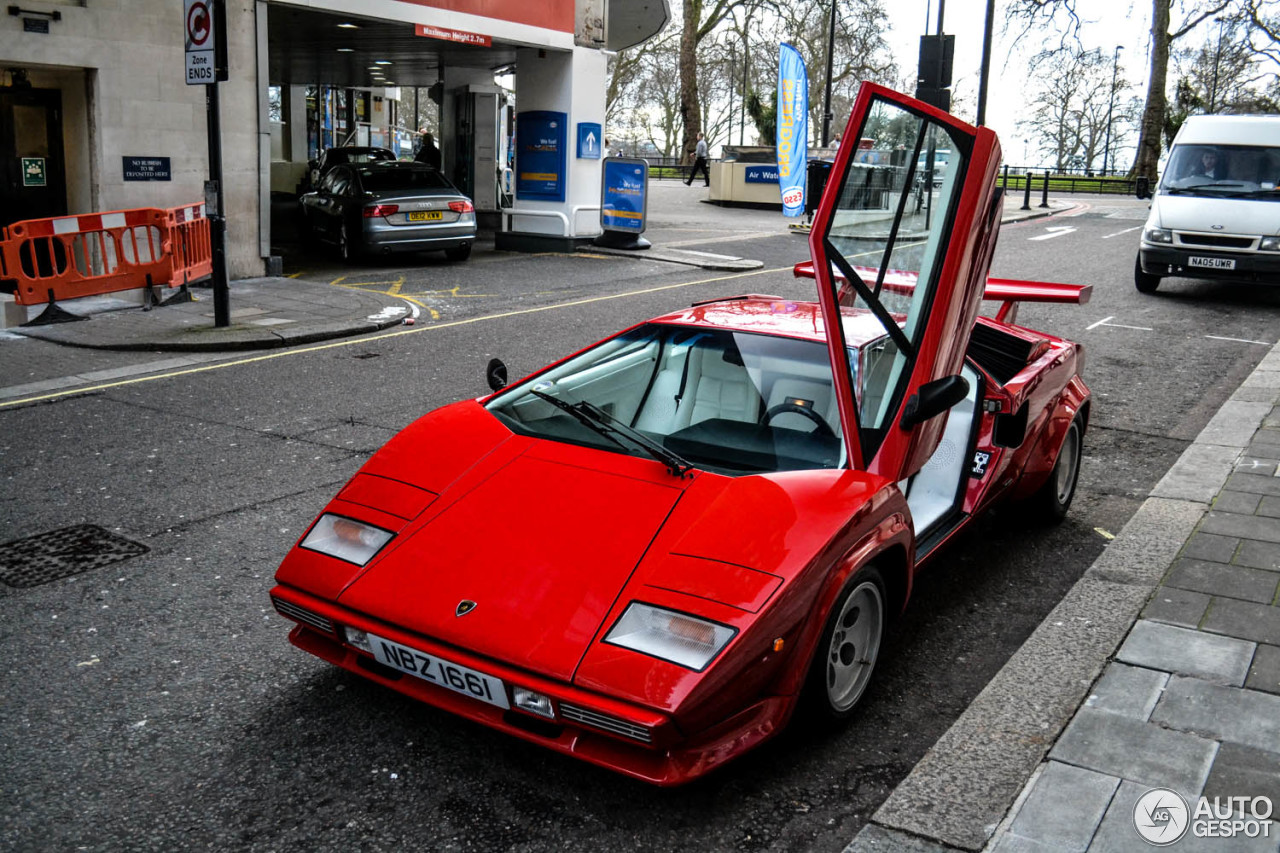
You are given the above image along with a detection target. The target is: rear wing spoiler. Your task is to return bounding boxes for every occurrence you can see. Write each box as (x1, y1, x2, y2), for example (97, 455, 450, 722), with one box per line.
(792, 261, 1091, 325)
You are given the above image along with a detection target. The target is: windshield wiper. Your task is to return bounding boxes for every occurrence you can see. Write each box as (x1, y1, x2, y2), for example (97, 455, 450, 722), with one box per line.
(528, 389, 694, 478)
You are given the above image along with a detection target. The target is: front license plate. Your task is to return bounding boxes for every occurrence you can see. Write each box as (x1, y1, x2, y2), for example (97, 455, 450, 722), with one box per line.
(406, 211, 443, 222)
(369, 633, 509, 709)
(1188, 256, 1236, 270)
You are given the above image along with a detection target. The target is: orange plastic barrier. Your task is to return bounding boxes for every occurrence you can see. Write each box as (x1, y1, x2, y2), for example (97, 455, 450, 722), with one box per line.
(162, 203, 213, 287)
(0, 203, 212, 307)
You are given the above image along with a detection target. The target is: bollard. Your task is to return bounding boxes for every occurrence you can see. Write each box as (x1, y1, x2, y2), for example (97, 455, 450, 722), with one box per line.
(1039, 170, 1051, 208)
(1001, 164, 1009, 195)
(1021, 171, 1032, 211)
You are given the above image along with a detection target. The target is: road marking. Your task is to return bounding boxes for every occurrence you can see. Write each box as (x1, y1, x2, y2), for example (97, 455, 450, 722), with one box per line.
(1028, 226, 1077, 242)
(0, 265, 793, 409)
(1205, 335, 1273, 346)
(1101, 226, 1142, 239)
(1087, 316, 1153, 332)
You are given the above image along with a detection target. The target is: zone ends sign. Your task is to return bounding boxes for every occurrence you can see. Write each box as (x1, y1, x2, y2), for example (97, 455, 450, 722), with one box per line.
(184, 0, 228, 85)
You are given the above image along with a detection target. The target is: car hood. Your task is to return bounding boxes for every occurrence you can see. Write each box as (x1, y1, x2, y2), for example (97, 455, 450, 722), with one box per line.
(337, 443, 686, 681)
(1151, 193, 1280, 235)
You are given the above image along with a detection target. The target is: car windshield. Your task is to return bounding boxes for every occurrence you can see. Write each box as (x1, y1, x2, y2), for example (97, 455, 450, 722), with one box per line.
(1160, 143, 1280, 198)
(358, 166, 453, 192)
(485, 324, 851, 475)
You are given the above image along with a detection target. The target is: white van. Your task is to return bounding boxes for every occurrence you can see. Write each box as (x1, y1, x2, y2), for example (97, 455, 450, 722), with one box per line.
(1136, 114, 1280, 293)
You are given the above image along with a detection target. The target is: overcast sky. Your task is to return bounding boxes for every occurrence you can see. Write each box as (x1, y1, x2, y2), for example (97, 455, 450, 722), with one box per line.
(881, 0, 1155, 167)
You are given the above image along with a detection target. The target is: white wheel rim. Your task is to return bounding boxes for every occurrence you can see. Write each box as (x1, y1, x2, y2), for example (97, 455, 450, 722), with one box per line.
(826, 581, 884, 712)
(1055, 423, 1081, 504)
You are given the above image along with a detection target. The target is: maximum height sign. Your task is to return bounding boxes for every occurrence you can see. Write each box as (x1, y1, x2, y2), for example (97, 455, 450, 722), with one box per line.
(184, 0, 227, 85)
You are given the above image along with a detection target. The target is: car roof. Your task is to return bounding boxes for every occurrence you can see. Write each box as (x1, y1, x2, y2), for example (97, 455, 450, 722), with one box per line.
(649, 296, 891, 348)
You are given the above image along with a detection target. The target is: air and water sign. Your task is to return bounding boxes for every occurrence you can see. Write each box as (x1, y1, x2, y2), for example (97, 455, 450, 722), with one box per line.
(600, 159, 648, 234)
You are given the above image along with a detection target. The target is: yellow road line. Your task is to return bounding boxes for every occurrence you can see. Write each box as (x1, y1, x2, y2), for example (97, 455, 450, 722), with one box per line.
(1, 265, 794, 409)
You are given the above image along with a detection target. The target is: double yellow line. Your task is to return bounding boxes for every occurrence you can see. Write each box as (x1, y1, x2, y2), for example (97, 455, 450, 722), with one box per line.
(2, 265, 792, 409)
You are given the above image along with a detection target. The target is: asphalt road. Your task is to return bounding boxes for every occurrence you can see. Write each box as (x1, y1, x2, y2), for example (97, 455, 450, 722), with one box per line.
(2, 190, 1278, 852)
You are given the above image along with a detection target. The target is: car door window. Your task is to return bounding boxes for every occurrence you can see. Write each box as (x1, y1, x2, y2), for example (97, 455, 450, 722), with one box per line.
(822, 98, 967, 452)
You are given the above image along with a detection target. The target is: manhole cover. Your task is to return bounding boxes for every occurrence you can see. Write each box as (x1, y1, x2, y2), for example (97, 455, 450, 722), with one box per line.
(0, 525, 149, 588)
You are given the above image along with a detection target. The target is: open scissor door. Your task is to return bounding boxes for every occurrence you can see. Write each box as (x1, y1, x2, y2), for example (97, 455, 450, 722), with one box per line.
(809, 83, 1003, 483)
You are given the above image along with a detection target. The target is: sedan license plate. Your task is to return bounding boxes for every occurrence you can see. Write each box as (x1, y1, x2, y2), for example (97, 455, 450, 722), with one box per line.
(406, 211, 444, 222)
(1188, 256, 1236, 270)
(369, 633, 509, 709)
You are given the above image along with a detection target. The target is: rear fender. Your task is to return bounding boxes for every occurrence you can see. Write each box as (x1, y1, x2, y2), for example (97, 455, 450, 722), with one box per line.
(1009, 375, 1089, 501)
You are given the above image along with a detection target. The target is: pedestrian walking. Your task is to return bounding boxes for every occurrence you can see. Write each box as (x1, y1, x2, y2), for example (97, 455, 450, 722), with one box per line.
(684, 132, 710, 187)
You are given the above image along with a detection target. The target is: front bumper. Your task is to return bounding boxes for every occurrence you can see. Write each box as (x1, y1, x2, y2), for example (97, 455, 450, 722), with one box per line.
(1140, 245, 1280, 283)
(270, 585, 792, 786)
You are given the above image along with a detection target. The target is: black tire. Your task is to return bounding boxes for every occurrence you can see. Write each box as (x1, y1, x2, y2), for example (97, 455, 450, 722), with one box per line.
(803, 566, 886, 721)
(444, 243, 472, 262)
(1031, 416, 1083, 523)
(1134, 254, 1161, 294)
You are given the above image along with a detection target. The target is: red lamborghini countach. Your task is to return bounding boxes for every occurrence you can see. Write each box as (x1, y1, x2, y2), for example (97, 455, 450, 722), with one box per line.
(270, 85, 1091, 785)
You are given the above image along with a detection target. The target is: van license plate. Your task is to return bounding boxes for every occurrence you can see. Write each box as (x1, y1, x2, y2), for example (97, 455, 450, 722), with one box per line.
(1188, 257, 1235, 270)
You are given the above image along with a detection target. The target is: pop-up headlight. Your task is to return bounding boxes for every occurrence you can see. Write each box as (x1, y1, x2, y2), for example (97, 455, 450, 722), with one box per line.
(604, 603, 736, 671)
(300, 514, 393, 566)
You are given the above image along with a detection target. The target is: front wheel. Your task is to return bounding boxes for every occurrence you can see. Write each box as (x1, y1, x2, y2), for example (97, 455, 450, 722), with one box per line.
(1134, 254, 1161, 294)
(804, 567, 886, 720)
(1031, 416, 1083, 523)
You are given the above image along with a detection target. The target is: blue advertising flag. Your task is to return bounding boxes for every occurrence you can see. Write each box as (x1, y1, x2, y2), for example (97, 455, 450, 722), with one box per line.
(776, 43, 809, 217)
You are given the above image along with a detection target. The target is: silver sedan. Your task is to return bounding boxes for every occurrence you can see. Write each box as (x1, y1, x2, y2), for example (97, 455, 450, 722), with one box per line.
(300, 161, 477, 262)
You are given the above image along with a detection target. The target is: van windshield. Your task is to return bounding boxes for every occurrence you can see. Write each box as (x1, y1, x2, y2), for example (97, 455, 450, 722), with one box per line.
(1160, 144, 1280, 199)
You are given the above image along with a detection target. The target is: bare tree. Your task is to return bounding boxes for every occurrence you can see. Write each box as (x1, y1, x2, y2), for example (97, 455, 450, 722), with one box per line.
(1005, 0, 1231, 181)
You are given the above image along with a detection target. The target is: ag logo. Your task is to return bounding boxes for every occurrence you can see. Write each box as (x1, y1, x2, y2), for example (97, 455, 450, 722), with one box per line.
(1133, 788, 1189, 845)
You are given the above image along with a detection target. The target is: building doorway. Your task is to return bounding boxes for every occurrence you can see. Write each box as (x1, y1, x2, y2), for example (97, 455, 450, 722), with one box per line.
(0, 84, 67, 229)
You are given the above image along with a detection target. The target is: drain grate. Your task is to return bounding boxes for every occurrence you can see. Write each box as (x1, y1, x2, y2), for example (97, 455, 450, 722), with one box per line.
(0, 525, 149, 588)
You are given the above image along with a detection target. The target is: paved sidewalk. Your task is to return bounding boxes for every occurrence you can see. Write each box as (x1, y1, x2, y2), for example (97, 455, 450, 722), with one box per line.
(6, 276, 413, 352)
(849, 343, 1280, 852)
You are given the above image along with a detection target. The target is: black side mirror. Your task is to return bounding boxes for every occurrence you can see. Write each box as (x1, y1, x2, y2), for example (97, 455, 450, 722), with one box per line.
(486, 358, 508, 391)
(900, 374, 969, 429)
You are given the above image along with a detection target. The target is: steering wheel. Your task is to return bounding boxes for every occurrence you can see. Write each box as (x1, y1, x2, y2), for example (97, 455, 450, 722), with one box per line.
(763, 402, 836, 439)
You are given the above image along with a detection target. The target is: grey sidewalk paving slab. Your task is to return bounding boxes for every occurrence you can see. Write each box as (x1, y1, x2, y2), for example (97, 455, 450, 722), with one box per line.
(1083, 663, 1168, 720)
(1089, 780, 1279, 853)
(1198, 510, 1280, 545)
(1202, 597, 1280, 646)
(1165, 558, 1280, 605)
(1084, 498, 1208, 587)
(1115, 621, 1254, 686)
(1001, 762, 1120, 852)
(1246, 644, 1280, 695)
(1202, 741, 1280, 807)
(1141, 587, 1211, 630)
(1235, 540, 1280, 572)
(1181, 531, 1241, 563)
(1225, 472, 1280, 498)
(1049, 707, 1218, 794)
(1151, 675, 1280, 753)
(1214, 490, 1264, 515)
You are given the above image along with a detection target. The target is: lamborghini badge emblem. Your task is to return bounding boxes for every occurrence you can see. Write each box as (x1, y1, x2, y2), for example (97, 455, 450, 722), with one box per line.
(456, 600, 477, 617)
